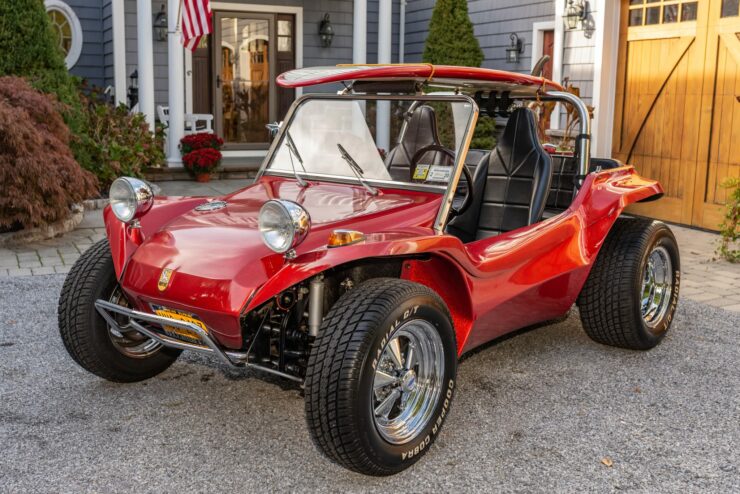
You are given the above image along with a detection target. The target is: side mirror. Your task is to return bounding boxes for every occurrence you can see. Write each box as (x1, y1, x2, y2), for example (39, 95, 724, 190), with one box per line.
(266, 121, 283, 140)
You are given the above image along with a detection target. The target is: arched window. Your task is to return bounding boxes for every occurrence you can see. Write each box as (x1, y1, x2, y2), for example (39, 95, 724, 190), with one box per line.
(45, 0, 83, 68)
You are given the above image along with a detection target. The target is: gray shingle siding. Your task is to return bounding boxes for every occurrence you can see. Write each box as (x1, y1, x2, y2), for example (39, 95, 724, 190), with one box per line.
(302, 1, 354, 93)
(102, 0, 114, 89)
(366, 0, 401, 64)
(405, 0, 554, 73)
(65, 0, 106, 87)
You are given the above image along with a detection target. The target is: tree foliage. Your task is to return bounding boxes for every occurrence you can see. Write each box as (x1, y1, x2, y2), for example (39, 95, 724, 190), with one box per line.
(422, 0, 494, 149)
(0, 1, 165, 190)
(0, 77, 98, 230)
(0, 0, 84, 127)
(422, 0, 484, 67)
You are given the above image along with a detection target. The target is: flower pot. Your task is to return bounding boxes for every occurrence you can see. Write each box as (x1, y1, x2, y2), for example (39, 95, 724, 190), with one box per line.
(195, 173, 211, 183)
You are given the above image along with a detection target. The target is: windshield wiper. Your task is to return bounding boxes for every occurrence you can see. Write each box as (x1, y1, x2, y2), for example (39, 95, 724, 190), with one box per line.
(336, 143, 378, 195)
(285, 131, 308, 187)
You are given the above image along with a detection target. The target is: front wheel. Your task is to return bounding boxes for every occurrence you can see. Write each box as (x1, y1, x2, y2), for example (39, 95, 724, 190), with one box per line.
(577, 218, 680, 350)
(58, 239, 180, 382)
(304, 279, 457, 476)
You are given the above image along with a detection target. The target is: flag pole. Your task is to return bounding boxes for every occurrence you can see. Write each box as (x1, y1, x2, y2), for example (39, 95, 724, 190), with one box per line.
(172, 0, 183, 35)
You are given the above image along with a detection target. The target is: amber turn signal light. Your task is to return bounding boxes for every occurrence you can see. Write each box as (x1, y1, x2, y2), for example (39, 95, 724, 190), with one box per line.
(328, 229, 365, 247)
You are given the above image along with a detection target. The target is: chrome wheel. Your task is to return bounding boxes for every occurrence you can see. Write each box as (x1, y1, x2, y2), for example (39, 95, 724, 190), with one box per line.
(641, 245, 674, 328)
(372, 319, 444, 445)
(107, 287, 161, 358)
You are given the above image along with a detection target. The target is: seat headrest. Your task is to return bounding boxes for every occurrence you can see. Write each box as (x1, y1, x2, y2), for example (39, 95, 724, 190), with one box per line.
(401, 105, 441, 150)
(495, 107, 542, 165)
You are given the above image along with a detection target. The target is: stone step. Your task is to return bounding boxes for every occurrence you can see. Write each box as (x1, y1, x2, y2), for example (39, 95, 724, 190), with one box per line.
(145, 156, 262, 182)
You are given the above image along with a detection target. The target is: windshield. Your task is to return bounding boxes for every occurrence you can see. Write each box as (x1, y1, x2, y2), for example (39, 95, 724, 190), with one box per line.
(263, 96, 477, 191)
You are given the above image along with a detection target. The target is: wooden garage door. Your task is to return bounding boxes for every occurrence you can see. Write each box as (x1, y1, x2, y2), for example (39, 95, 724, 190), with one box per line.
(613, 0, 740, 230)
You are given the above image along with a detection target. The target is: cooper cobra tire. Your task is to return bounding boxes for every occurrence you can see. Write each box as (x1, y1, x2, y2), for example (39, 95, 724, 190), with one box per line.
(577, 218, 680, 350)
(58, 239, 180, 382)
(304, 278, 457, 476)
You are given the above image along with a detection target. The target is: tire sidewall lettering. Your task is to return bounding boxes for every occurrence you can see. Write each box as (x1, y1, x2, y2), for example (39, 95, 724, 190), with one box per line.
(639, 231, 681, 337)
(402, 378, 454, 461)
(372, 304, 420, 371)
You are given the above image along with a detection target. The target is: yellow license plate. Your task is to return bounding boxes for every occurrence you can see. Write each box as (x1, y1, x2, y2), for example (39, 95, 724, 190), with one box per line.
(151, 305, 208, 344)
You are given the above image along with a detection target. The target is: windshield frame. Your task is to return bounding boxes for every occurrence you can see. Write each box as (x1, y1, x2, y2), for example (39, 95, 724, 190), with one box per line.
(257, 93, 479, 234)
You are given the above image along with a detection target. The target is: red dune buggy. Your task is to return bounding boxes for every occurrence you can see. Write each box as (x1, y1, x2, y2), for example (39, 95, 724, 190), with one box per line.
(58, 65, 680, 476)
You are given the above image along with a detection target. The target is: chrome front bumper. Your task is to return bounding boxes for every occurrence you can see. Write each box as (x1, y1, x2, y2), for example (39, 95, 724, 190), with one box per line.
(94, 299, 302, 382)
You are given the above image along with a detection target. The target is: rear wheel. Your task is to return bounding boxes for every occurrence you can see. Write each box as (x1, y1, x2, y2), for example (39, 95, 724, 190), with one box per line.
(58, 239, 180, 382)
(577, 218, 680, 350)
(304, 279, 457, 476)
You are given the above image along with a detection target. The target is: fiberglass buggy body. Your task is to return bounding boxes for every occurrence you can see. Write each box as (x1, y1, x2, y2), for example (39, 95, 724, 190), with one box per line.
(58, 65, 680, 476)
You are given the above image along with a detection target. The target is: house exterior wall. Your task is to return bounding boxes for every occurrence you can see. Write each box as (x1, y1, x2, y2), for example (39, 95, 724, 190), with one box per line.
(559, 2, 597, 126)
(118, 0, 368, 107)
(63, 0, 107, 87)
(367, 0, 401, 63)
(102, 0, 114, 89)
(403, 1, 608, 149)
(405, 0, 555, 71)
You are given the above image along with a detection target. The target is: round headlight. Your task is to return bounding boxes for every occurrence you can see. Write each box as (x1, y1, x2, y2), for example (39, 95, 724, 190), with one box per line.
(109, 177, 154, 223)
(259, 200, 310, 254)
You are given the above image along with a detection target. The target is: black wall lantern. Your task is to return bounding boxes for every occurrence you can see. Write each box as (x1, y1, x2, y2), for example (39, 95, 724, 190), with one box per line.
(154, 4, 168, 42)
(127, 70, 138, 108)
(506, 33, 523, 64)
(319, 13, 334, 48)
(564, 0, 587, 30)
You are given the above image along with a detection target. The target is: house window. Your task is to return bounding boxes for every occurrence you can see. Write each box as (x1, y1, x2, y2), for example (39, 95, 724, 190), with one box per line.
(722, 0, 740, 17)
(44, 0, 83, 68)
(628, 1, 699, 26)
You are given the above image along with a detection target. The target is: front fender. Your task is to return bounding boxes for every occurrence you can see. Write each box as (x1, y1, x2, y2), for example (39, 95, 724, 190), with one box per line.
(242, 229, 462, 312)
(105, 196, 209, 278)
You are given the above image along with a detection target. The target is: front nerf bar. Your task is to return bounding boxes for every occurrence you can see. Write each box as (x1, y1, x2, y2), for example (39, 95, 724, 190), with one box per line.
(94, 299, 302, 382)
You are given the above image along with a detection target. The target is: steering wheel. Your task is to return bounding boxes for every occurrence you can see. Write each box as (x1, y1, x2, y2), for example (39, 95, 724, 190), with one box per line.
(410, 144, 474, 218)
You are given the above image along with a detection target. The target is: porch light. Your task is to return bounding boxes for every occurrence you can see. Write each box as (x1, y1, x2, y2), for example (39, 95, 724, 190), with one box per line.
(127, 70, 138, 108)
(319, 14, 334, 48)
(505, 33, 523, 64)
(154, 5, 168, 42)
(564, 0, 586, 30)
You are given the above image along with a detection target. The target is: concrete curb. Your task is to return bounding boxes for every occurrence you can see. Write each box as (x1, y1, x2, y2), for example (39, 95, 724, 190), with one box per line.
(0, 205, 85, 247)
(82, 198, 108, 210)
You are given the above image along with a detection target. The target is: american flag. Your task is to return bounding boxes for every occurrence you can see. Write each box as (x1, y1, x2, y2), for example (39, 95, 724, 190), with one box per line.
(180, 0, 212, 51)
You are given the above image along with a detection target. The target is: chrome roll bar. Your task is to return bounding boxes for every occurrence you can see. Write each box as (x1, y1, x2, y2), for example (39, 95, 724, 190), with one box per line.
(94, 299, 303, 383)
(535, 90, 592, 179)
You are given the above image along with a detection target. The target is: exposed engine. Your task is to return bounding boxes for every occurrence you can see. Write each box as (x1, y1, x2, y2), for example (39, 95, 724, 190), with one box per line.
(240, 259, 403, 380)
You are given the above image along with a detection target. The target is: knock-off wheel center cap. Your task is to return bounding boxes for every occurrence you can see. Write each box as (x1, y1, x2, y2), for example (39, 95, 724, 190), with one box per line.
(400, 370, 417, 393)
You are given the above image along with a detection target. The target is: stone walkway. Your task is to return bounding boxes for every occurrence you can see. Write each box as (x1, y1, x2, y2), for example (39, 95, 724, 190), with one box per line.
(1, 179, 738, 312)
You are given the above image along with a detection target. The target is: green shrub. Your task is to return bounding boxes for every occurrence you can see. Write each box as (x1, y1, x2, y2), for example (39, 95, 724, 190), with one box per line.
(75, 88, 166, 189)
(422, 0, 483, 67)
(717, 177, 739, 263)
(421, 0, 494, 150)
(0, 0, 87, 152)
(0, 77, 98, 230)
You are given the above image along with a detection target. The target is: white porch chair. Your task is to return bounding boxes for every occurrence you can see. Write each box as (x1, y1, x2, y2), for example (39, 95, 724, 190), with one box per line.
(157, 105, 215, 152)
(157, 105, 214, 134)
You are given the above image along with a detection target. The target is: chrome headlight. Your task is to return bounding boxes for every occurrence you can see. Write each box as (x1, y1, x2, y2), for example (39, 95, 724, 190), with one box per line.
(259, 200, 310, 253)
(109, 177, 154, 223)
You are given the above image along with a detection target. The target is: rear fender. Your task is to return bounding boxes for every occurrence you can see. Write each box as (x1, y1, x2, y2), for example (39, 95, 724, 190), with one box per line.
(573, 166, 664, 252)
(105, 197, 208, 278)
